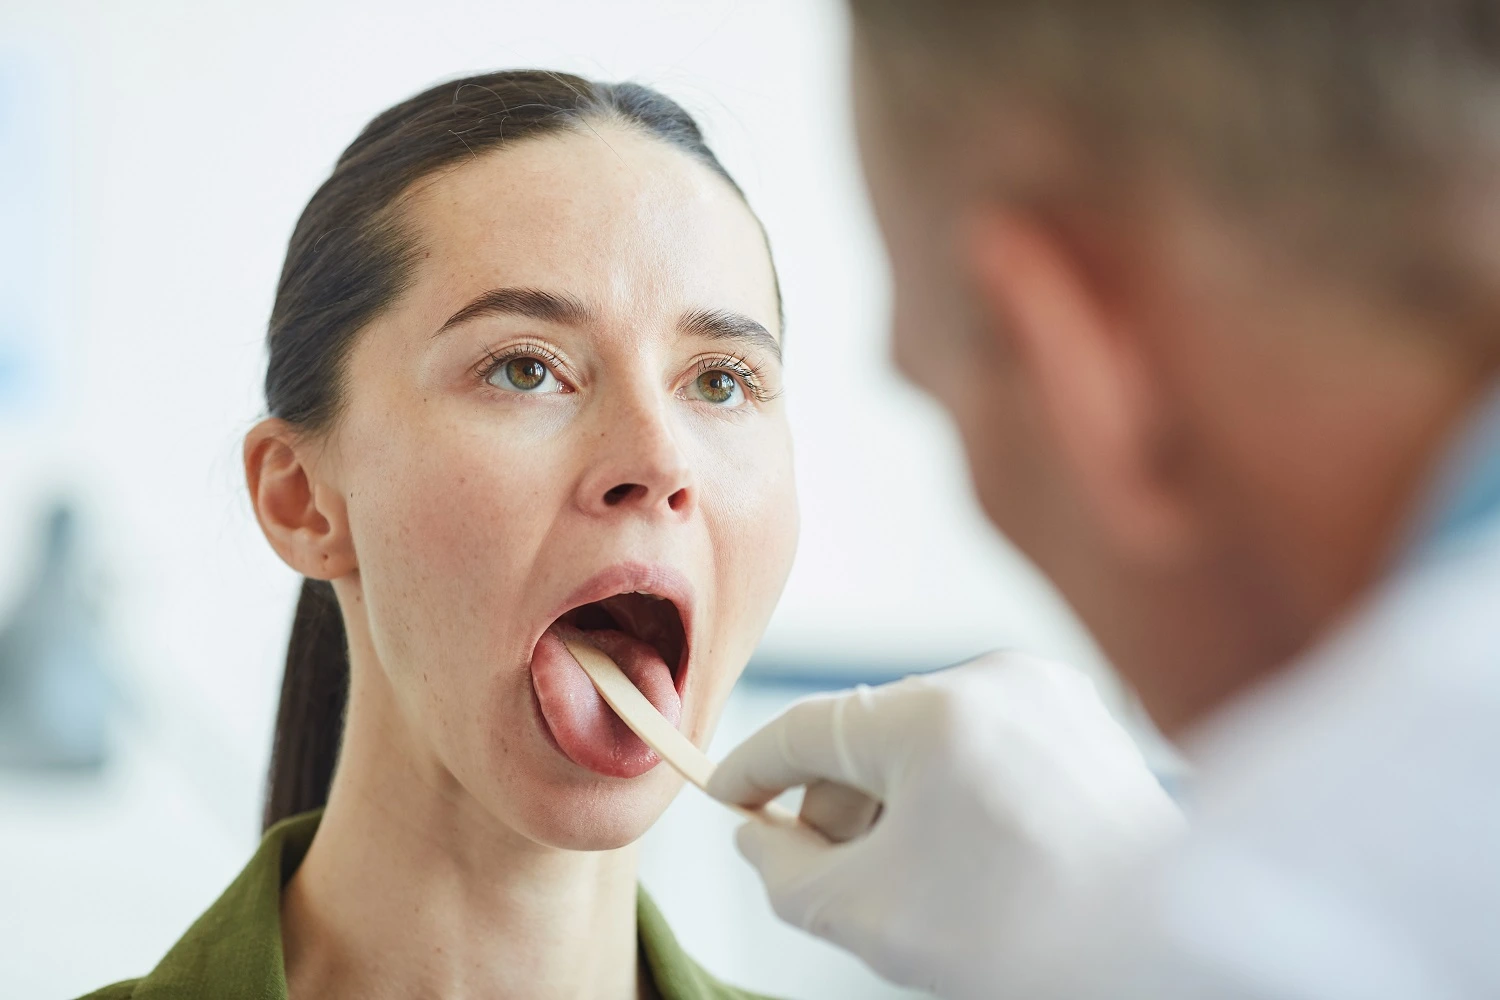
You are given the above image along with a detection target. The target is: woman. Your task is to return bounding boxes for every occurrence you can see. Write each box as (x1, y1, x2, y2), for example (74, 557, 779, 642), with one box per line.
(83, 70, 796, 1000)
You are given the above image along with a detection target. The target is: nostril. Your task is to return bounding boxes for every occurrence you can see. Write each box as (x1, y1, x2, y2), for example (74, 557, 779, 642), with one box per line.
(603, 483, 640, 507)
(667, 487, 689, 511)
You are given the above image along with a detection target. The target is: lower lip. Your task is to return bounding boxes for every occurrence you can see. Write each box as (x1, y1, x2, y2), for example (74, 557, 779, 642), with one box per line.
(528, 628, 680, 779)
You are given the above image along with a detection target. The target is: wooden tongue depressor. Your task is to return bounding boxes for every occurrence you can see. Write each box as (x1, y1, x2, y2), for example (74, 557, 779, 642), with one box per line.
(562, 637, 805, 832)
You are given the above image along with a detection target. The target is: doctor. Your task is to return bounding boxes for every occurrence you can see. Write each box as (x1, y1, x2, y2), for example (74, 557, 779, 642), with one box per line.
(709, 3, 1500, 997)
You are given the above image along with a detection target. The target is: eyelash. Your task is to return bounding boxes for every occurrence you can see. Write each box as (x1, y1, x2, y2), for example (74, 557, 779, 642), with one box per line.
(691, 355, 779, 404)
(474, 341, 573, 390)
(471, 342, 779, 404)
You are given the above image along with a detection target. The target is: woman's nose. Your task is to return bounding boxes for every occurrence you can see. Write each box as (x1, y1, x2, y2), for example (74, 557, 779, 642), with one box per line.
(575, 397, 696, 521)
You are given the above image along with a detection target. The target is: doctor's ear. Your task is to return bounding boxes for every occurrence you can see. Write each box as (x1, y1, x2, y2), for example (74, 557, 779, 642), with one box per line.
(244, 418, 357, 580)
(961, 206, 1199, 563)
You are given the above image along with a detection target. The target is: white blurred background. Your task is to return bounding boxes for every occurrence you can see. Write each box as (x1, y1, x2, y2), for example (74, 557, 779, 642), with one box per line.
(0, 1, 1142, 996)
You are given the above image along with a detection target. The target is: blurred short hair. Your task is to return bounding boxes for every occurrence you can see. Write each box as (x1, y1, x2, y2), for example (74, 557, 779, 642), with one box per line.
(851, 1, 1500, 349)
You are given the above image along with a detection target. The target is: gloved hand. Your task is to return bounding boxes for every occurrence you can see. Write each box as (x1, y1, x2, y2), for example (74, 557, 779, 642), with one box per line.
(707, 652, 1185, 999)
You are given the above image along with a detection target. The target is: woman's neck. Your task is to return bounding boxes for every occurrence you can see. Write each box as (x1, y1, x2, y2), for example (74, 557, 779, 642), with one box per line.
(280, 674, 646, 1000)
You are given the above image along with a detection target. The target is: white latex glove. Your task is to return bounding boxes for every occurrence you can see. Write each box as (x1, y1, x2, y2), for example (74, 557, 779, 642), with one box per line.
(707, 653, 1185, 1000)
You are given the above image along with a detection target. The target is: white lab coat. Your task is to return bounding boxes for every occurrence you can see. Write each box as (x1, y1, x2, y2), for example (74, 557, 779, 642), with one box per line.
(1031, 392, 1500, 999)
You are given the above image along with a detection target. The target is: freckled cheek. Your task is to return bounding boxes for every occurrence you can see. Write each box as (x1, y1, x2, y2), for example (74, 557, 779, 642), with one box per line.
(692, 425, 799, 693)
(345, 421, 568, 661)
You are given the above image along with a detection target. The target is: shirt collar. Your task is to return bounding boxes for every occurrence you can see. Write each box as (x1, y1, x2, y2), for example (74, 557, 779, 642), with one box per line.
(123, 809, 756, 1000)
(1403, 379, 1500, 561)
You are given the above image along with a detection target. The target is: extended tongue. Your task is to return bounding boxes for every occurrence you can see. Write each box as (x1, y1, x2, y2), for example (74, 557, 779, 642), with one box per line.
(559, 625, 681, 727)
(562, 636, 713, 790)
(561, 637, 812, 836)
(529, 625, 681, 779)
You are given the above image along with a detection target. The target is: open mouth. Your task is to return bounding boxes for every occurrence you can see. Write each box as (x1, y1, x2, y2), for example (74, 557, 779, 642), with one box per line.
(554, 591, 687, 687)
(528, 568, 694, 780)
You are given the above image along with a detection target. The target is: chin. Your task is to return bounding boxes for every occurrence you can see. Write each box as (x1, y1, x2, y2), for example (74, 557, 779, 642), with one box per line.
(505, 768, 684, 851)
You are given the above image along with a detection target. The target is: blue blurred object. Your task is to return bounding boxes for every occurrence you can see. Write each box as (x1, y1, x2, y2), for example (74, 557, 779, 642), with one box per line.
(744, 655, 936, 692)
(0, 50, 58, 419)
(0, 502, 113, 769)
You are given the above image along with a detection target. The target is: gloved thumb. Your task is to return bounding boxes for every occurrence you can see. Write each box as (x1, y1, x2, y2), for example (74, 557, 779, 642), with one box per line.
(709, 686, 884, 809)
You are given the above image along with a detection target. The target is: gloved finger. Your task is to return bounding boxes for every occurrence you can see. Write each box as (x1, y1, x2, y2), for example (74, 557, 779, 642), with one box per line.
(708, 686, 885, 808)
(736, 820, 898, 967)
(799, 779, 883, 843)
(734, 819, 849, 934)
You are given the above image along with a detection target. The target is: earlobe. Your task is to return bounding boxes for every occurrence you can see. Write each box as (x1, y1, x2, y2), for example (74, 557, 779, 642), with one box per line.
(244, 419, 357, 580)
(962, 207, 1197, 563)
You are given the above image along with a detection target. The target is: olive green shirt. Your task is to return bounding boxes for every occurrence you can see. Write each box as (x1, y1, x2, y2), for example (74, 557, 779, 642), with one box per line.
(79, 810, 772, 1000)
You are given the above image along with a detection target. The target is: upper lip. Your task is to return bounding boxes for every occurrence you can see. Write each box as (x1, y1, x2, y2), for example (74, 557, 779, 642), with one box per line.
(537, 561, 696, 691)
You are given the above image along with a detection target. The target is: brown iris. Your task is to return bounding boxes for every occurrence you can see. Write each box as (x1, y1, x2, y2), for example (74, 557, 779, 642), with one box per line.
(506, 358, 547, 391)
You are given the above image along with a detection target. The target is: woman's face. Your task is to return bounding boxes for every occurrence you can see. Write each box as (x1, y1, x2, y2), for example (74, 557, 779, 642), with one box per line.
(319, 126, 796, 849)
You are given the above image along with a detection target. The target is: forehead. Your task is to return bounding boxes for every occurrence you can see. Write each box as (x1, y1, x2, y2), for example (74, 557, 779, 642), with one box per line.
(397, 126, 779, 333)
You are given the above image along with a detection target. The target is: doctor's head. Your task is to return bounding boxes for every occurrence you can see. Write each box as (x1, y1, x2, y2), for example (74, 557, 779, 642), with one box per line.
(244, 72, 796, 849)
(849, 1, 1500, 731)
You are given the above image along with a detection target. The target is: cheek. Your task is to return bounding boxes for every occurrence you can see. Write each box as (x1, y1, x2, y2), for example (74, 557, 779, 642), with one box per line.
(709, 417, 798, 585)
(341, 408, 566, 681)
(690, 418, 798, 698)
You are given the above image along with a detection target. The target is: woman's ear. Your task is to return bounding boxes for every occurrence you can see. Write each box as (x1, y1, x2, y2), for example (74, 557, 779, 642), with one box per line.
(961, 206, 1198, 564)
(244, 418, 357, 580)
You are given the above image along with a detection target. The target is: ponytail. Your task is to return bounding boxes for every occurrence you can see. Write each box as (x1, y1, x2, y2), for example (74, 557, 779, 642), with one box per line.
(263, 578, 349, 832)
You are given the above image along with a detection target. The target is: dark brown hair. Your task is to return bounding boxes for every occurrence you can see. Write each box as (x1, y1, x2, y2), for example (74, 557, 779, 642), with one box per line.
(262, 70, 758, 832)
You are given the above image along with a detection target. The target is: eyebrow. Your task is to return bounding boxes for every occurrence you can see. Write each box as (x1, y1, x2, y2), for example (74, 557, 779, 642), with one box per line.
(435, 287, 781, 362)
(679, 307, 782, 363)
(435, 287, 594, 335)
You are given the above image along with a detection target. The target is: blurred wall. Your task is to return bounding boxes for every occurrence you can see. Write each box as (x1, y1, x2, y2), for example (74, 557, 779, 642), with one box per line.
(0, 1, 1116, 996)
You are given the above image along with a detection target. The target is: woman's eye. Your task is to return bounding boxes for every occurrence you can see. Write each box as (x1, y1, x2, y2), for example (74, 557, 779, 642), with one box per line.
(691, 369, 745, 406)
(489, 356, 562, 393)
